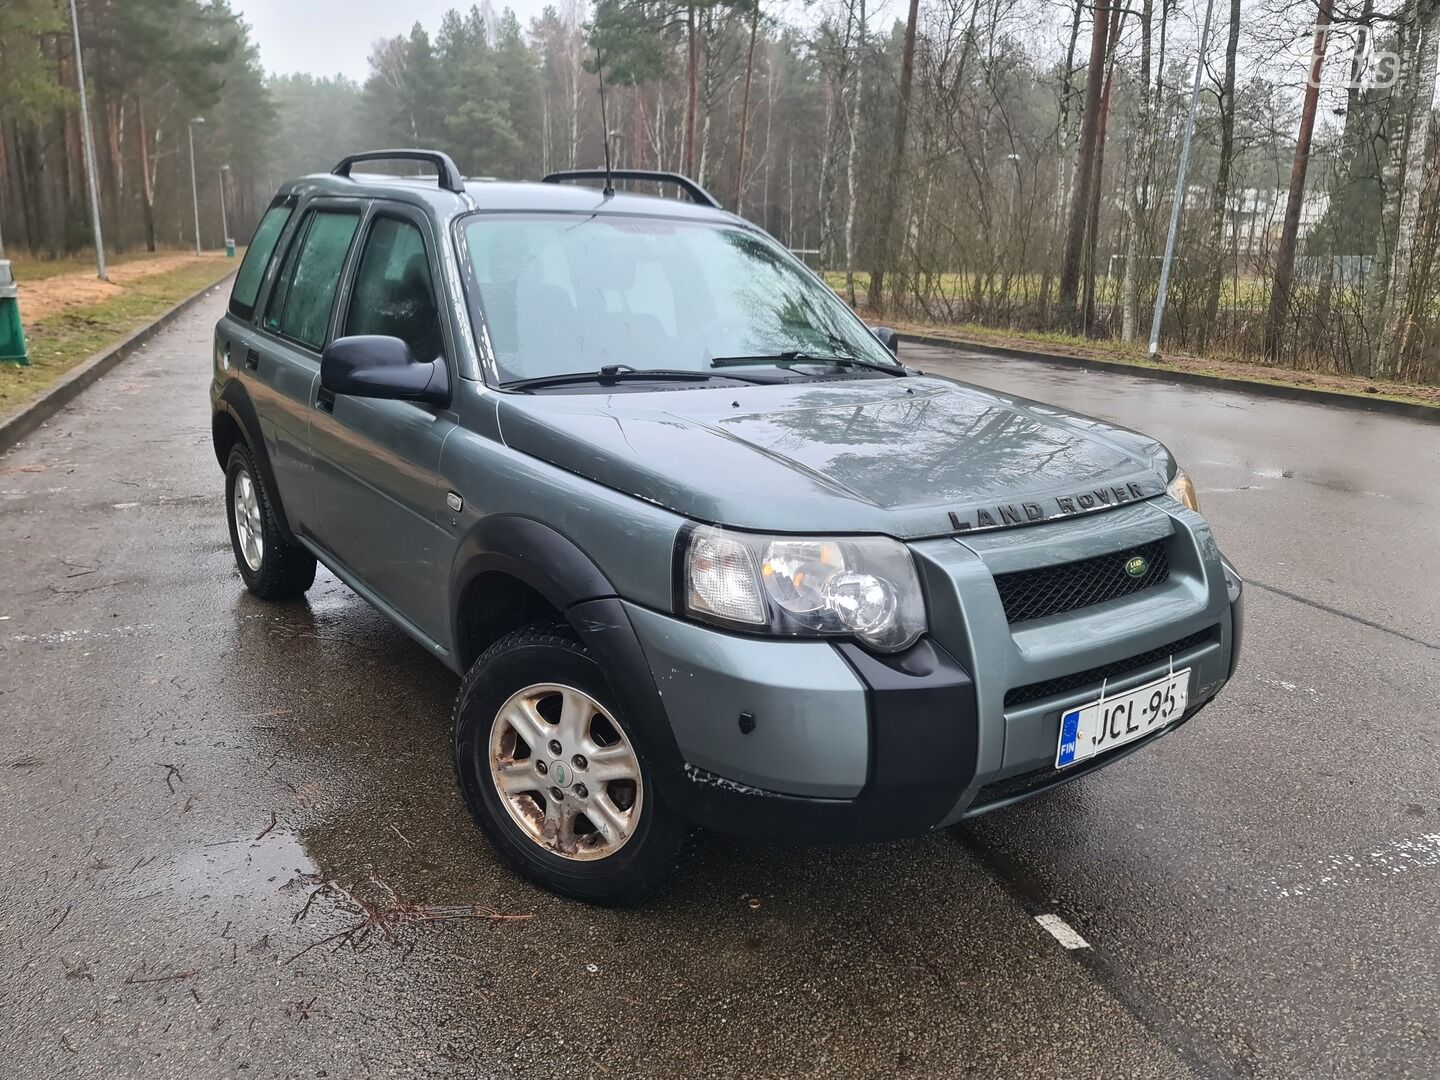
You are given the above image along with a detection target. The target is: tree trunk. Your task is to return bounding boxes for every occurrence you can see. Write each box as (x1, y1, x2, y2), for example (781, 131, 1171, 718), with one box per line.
(734, 1, 760, 213)
(1198, 0, 1241, 348)
(683, 5, 699, 177)
(1377, 0, 1440, 375)
(760, 51, 776, 228)
(1057, 0, 1111, 326)
(819, 80, 837, 266)
(1040, 0, 1087, 318)
(1314, 0, 1374, 363)
(136, 96, 157, 253)
(1081, 0, 1125, 331)
(1120, 0, 1155, 342)
(867, 0, 920, 313)
(843, 0, 866, 307)
(1263, 0, 1334, 362)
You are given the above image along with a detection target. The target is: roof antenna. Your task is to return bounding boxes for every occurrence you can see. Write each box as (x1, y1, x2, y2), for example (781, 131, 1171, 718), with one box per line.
(595, 45, 615, 197)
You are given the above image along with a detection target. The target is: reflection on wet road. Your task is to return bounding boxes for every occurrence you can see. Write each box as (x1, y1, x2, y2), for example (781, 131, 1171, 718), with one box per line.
(0, 295, 1435, 1078)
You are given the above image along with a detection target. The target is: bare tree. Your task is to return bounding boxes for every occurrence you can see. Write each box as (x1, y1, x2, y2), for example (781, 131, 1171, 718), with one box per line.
(1120, 0, 1155, 341)
(734, 0, 760, 209)
(1264, 0, 1336, 361)
(868, 0, 922, 312)
(1057, 0, 1112, 327)
(1376, 0, 1440, 374)
(1199, 0, 1242, 347)
(843, 0, 867, 305)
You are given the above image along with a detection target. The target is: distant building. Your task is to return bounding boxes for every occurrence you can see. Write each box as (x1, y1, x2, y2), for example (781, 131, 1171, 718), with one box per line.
(1179, 186, 1365, 281)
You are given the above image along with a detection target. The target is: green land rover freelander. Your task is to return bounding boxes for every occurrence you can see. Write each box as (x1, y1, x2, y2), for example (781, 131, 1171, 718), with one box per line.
(211, 151, 1243, 902)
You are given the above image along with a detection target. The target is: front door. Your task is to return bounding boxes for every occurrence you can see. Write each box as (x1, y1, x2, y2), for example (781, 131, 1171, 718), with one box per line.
(306, 204, 457, 649)
(250, 199, 364, 534)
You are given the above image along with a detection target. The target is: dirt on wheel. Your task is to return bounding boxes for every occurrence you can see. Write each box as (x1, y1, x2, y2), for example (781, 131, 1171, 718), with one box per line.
(19, 253, 227, 326)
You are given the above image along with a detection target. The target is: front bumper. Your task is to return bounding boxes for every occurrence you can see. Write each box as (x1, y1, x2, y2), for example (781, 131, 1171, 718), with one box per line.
(619, 499, 1242, 843)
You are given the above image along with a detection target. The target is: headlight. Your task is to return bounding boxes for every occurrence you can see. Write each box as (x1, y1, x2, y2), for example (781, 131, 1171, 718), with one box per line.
(682, 526, 927, 652)
(1166, 468, 1199, 512)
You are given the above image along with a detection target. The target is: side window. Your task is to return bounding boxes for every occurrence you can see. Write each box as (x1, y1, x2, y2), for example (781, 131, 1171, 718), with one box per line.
(344, 216, 443, 362)
(264, 209, 361, 350)
(229, 203, 292, 320)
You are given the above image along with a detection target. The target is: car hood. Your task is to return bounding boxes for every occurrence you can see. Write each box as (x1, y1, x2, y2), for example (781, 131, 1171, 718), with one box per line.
(494, 375, 1172, 539)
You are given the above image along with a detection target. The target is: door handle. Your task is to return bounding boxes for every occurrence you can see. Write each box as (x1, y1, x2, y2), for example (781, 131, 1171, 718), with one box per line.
(243, 348, 260, 372)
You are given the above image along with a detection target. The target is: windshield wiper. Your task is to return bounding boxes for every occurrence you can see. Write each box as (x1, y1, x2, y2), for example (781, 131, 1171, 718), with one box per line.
(504, 364, 773, 392)
(710, 351, 906, 376)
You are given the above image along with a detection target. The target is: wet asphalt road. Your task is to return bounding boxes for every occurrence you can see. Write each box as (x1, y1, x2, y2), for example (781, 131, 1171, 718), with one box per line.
(0, 291, 1436, 1079)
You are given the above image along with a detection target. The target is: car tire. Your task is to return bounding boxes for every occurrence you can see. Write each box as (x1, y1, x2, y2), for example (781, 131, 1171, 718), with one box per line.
(225, 443, 316, 600)
(452, 621, 696, 904)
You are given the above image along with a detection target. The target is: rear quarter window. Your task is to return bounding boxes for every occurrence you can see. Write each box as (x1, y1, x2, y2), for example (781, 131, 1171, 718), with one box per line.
(228, 204, 293, 321)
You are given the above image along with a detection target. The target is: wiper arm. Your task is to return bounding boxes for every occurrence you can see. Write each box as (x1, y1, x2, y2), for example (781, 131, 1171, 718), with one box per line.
(504, 365, 773, 391)
(710, 351, 905, 376)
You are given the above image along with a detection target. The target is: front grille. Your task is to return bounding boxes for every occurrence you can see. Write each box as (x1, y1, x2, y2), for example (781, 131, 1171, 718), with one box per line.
(994, 540, 1169, 624)
(1003, 626, 1218, 709)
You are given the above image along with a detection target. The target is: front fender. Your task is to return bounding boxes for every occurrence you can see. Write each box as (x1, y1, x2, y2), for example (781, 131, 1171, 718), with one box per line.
(448, 517, 688, 802)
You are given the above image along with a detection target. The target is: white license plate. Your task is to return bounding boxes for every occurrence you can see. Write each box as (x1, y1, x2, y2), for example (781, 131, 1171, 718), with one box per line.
(1055, 668, 1190, 769)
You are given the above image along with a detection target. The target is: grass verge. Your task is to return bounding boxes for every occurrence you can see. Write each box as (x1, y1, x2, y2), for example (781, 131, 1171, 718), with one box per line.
(6, 248, 199, 283)
(891, 319, 1440, 411)
(821, 272, 1440, 411)
(0, 259, 235, 423)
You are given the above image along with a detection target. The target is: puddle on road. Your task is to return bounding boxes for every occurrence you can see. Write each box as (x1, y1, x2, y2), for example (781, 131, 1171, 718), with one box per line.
(128, 829, 320, 909)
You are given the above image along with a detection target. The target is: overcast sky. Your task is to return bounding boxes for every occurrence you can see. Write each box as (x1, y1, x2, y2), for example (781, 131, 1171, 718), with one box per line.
(230, 0, 559, 82)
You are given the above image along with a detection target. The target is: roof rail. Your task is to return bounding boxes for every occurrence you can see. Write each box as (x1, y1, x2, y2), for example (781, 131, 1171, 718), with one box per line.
(542, 169, 722, 210)
(332, 150, 465, 194)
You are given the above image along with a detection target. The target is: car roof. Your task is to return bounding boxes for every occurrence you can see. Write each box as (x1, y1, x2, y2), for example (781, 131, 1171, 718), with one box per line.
(277, 171, 742, 224)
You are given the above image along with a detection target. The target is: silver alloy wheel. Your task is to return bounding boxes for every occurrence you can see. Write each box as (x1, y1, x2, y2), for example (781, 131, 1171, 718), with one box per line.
(488, 682, 644, 861)
(233, 468, 264, 573)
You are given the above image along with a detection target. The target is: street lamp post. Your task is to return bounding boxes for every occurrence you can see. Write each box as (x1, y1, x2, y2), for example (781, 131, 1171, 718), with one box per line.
(188, 117, 206, 256)
(67, 0, 107, 281)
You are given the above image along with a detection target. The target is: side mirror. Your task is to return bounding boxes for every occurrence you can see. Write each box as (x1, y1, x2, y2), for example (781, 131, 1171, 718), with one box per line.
(871, 326, 900, 355)
(321, 335, 449, 407)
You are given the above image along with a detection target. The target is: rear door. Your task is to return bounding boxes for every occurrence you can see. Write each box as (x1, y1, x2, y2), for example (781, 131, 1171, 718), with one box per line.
(306, 202, 457, 648)
(251, 199, 365, 534)
(219, 197, 298, 507)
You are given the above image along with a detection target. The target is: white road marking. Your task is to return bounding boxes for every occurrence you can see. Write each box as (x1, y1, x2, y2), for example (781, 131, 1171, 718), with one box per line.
(1270, 833, 1440, 899)
(1035, 913, 1090, 950)
(1255, 674, 1320, 697)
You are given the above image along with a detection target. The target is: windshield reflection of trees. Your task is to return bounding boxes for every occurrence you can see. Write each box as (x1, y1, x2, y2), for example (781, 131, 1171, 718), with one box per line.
(719, 231, 891, 365)
(715, 385, 1104, 505)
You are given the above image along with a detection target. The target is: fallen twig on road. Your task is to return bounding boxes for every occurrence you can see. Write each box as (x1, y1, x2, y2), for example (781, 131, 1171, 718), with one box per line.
(155, 763, 182, 794)
(124, 967, 199, 985)
(286, 877, 533, 964)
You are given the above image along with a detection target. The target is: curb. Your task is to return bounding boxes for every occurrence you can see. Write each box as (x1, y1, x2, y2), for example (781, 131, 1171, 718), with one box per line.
(902, 332, 1440, 424)
(0, 271, 235, 455)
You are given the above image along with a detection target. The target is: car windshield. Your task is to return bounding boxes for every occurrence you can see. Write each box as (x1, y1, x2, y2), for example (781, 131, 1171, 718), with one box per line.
(460, 213, 900, 384)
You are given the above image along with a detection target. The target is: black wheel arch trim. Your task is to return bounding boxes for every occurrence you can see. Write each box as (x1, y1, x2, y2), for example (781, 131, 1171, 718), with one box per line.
(447, 517, 691, 805)
(213, 380, 298, 544)
(448, 515, 616, 628)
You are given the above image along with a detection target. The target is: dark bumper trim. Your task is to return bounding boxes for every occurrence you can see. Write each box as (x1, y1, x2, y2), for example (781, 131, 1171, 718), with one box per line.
(661, 636, 979, 844)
